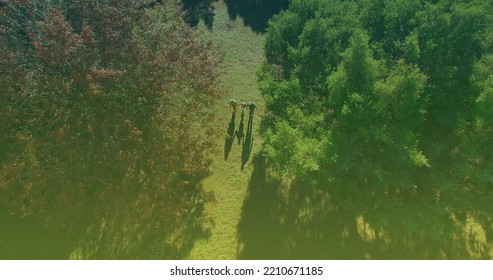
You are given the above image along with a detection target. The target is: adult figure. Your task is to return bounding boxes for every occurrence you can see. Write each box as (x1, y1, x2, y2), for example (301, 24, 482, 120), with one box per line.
(248, 101, 256, 117)
(229, 99, 238, 112)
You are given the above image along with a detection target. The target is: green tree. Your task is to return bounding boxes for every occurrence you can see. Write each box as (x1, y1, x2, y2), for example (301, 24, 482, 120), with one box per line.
(325, 31, 428, 190)
(180, 0, 217, 28)
(259, 0, 493, 257)
(141, 0, 218, 29)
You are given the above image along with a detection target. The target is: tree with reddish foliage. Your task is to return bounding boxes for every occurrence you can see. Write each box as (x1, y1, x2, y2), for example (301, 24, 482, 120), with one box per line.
(0, 0, 222, 259)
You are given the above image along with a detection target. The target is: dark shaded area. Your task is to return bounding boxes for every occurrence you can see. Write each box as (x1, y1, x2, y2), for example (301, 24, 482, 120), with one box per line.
(224, 111, 236, 160)
(224, 0, 289, 33)
(237, 155, 367, 259)
(181, 0, 217, 29)
(241, 113, 254, 170)
(236, 110, 245, 145)
(82, 187, 213, 260)
(0, 184, 213, 260)
(237, 156, 490, 259)
(140, 0, 216, 29)
(0, 208, 81, 259)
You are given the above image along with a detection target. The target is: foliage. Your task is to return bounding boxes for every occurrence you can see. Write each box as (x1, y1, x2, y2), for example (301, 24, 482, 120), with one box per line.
(0, 0, 222, 258)
(141, 0, 218, 29)
(224, 0, 289, 33)
(180, 0, 217, 29)
(259, 0, 493, 256)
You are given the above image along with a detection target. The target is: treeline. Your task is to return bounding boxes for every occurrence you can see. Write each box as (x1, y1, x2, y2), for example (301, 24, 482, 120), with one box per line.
(260, 0, 493, 257)
(144, 0, 217, 28)
(224, 0, 289, 32)
(0, 0, 221, 258)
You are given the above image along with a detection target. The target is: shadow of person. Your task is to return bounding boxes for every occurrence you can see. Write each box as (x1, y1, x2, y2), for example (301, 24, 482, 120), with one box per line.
(224, 111, 236, 160)
(236, 110, 245, 145)
(241, 113, 254, 170)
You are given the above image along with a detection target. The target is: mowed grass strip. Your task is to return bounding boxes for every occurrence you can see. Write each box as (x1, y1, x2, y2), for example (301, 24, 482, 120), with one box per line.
(187, 1, 266, 259)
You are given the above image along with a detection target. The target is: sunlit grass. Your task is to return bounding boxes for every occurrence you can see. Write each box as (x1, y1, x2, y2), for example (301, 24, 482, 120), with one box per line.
(187, 1, 266, 259)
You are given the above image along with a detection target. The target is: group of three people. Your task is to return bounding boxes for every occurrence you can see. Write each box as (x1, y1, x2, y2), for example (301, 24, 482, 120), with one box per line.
(229, 99, 256, 116)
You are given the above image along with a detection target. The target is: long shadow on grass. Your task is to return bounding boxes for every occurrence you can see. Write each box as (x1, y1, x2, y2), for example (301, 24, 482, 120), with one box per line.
(237, 155, 366, 259)
(224, 0, 289, 33)
(236, 110, 245, 145)
(237, 155, 492, 259)
(241, 113, 253, 170)
(224, 111, 236, 160)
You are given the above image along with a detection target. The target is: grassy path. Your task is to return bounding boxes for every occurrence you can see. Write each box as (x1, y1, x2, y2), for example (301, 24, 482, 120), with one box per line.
(188, 1, 266, 259)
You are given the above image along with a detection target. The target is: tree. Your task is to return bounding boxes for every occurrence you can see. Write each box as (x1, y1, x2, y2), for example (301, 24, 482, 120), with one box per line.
(141, 0, 218, 29)
(181, 0, 217, 28)
(224, 0, 290, 33)
(259, 0, 493, 258)
(0, 0, 222, 259)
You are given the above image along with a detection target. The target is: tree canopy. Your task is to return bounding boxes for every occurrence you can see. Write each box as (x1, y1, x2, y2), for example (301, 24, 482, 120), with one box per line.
(0, 0, 222, 259)
(259, 0, 493, 257)
(224, 0, 289, 33)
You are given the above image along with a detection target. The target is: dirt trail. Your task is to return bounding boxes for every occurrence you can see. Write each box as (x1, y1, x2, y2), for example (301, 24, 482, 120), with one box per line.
(188, 2, 266, 259)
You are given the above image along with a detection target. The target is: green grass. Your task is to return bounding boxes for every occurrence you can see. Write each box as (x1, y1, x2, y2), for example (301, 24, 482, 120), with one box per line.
(187, 1, 266, 259)
(187, 3, 493, 260)
(185, 1, 493, 260)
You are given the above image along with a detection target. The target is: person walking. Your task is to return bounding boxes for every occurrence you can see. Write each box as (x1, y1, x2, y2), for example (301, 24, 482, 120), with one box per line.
(241, 102, 247, 112)
(229, 99, 238, 112)
(248, 101, 256, 117)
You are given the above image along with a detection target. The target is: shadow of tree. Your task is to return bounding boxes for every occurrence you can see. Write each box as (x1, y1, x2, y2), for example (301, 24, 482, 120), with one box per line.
(224, 0, 289, 33)
(237, 155, 366, 259)
(0, 171, 214, 260)
(142, 0, 217, 29)
(0, 208, 83, 259)
(237, 155, 493, 259)
(67, 174, 214, 260)
(181, 0, 217, 29)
